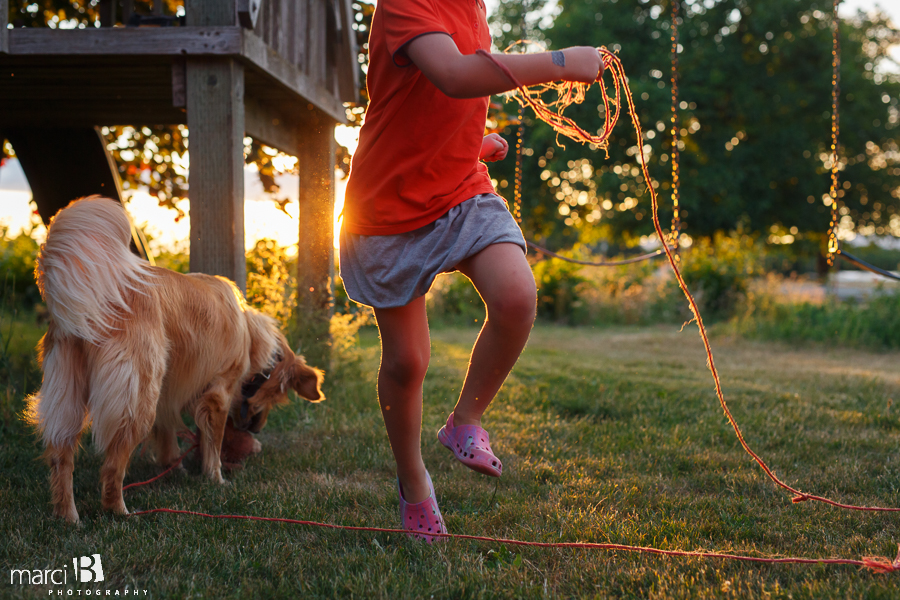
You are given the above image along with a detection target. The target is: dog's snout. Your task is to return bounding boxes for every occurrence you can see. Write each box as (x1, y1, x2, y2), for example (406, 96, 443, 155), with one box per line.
(248, 412, 263, 433)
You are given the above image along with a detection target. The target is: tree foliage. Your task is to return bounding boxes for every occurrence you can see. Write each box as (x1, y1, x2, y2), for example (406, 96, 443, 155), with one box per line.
(489, 0, 900, 250)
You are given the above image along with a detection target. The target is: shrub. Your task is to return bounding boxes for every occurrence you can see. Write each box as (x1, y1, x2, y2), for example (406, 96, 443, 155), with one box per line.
(670, 233, 762, 319)
(0, 226, 41, 308)
(532, 256, 587, 324)
(735, 278, 900, 350)
(245, 239, 297, 327)
(426, 272, 484, 326)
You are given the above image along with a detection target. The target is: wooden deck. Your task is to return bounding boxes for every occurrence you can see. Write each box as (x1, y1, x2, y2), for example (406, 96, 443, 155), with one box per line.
(0, 0, 359, 154)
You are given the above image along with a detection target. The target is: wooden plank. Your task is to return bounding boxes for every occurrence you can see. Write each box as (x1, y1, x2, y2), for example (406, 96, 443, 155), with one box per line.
(172, 58, 187, 107)
(295, 117, 336, 367)
(307, 0, 324, 84)
(241, 30, 345, 123)
(336, 0, 360, 102)
(7, 27, 241, 56)
(186, 0, 236, 26)
(324, 0, 335, 93)
(267, 0, 278, 54)
(286, 0, 296, 70)
(264, 0, 277, 55)
(295, 0, 307, 71)
(1, 0, 9, 54)
(244, 95, 301, 155)
(186, 58, 247, 291)
(99, 0, 116, 27)
(122, 0, 135, 24)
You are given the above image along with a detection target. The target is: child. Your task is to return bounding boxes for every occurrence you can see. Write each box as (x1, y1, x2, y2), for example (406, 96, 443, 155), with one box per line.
(339, 0, 602, 541)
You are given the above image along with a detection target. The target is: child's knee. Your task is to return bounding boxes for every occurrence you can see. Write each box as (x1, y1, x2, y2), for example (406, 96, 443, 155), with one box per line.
(380, 345, 431, 387)
(489, 280, 536, 329)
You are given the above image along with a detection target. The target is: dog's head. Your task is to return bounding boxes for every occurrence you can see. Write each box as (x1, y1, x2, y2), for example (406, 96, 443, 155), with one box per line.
(230, 348, 324, 433)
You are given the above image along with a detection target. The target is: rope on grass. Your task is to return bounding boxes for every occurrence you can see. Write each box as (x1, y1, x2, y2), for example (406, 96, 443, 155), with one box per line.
(123, 430, 198, 492)
(127, 508, 900, 573)
(475, 46, 900, 513)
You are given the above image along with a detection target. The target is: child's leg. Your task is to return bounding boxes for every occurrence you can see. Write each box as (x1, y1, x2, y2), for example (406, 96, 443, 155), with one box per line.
(373, 295, 433, 504)
(452, 242, 537, 427)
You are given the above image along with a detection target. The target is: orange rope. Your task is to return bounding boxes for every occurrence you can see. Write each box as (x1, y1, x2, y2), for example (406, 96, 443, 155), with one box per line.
(123, 431, 198, 491)
(128, 508, 900, 573)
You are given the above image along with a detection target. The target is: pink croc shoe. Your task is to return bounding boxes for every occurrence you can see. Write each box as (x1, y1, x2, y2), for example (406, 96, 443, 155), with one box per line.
(437, 413, 503, 477)
(398, 471, 447, 543)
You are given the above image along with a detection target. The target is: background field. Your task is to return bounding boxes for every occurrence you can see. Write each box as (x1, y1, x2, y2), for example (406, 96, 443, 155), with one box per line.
(2, 322, 899, 599)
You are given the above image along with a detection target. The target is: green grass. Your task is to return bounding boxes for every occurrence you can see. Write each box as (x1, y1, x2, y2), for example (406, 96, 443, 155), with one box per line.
(2, 323, 900, 598)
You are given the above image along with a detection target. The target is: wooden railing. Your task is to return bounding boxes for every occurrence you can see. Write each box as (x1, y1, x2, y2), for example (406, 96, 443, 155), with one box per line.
(253, 0, 357, 101)
(3, 0, 358, 105)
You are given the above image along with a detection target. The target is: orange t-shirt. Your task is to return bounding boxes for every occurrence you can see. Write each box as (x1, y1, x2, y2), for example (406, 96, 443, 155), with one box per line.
(341, 0, 497, 236)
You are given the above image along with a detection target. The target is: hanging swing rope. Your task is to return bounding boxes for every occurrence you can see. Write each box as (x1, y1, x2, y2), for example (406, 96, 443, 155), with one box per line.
(669, 0, 682, 244)
(826, 0, 842, 267)
(826, 0, 900, 281)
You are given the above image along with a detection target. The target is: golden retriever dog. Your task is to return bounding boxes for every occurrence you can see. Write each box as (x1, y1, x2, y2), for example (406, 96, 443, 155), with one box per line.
(26, 196, 324, 524)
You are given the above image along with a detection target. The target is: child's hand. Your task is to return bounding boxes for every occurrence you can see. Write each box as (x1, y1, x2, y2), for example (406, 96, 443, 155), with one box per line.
(480, 133, 508, 162)
(560, 47, 604, 84)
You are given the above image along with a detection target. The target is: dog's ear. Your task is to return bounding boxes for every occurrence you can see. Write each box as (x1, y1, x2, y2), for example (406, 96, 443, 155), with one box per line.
(290, 357, 324, 402)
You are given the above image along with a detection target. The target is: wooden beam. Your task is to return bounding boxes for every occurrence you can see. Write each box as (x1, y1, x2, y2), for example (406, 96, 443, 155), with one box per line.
(7, 27, 241, 55)
(1, 0, 8, 55)
(244, 95, 301, 155)
(187, 58, 247, 292)
(295, 116, 336, 366)
(3, 27, 347, 123)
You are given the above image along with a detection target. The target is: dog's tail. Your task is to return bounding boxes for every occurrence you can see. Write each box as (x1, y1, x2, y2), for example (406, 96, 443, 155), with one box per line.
(36, 196, 153, 344)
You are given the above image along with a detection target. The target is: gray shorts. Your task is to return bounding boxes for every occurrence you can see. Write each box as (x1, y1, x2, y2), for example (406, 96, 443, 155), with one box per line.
(339, 193, 527, 309)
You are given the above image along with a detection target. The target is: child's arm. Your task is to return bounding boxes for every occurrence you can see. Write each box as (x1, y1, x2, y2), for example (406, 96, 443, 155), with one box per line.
(405, 34, 602, 99)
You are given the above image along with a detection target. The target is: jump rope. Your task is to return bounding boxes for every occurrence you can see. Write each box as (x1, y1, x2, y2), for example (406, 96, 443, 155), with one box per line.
(128, 0, 900, 573)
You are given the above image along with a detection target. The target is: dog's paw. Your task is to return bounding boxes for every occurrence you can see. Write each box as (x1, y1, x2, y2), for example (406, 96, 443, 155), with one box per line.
(207, 470, 228, 485)
(54, 507, 80, 525)
(250, 438, 262, 454)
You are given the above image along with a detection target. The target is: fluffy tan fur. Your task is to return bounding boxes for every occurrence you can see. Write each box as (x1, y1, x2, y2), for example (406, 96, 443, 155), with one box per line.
(27, 196, 324, 523)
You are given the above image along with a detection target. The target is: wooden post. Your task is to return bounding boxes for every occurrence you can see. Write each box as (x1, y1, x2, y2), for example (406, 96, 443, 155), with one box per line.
(295, 115, 336, 367)
(186, 58, 247, 291)
(1, 0, 9, 54)
(185, 0, 246, 291)
(98, 0, 116, 27)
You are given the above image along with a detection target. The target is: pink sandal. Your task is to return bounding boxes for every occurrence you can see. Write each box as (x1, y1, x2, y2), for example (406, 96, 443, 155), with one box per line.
(398, 471, 447, 543)
(437, 413, 503, 477)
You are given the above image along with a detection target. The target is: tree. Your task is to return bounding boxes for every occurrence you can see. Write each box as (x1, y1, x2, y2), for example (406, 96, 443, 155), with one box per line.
(488, 0, 900, 252)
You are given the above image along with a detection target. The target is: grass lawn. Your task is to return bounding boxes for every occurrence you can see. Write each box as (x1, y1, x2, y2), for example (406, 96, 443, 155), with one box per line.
(2, 323, 899, 599)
